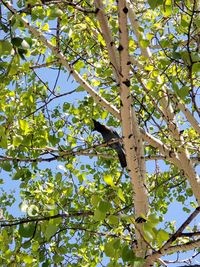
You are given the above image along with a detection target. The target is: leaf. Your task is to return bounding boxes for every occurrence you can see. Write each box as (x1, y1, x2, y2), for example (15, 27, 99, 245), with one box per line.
(156, 229, 169, 244)
(139, 39, 149, 48)
(162, 5, 172, 16)
(148, 214, 160, 226)
(91, 195, 101, 207)
(93, 209, 106, 221)
(148, 0, 163, 9)
(192, 62, 200, 73)
(178, 86, 189, 99)
(23, 255, 34, 264)
(13, 135, 23, 147)
(117, 188, 125, 202)
(0, 40, 12, 55)
(98, 200, 112, 212)
(42, 23, 49, 31)
(101, 110, 108, 119)
(104, 239, 120, 258)
(44, 224, 58, 240)
(143, 222, 156, 242)
(19, 119, 29, 134)
(1, 162, 12, 172)
(122, 245, 135, 262)
(107, 215, 118, 225)
(19, 223, 35, 238)
(104, 174, 115, 187)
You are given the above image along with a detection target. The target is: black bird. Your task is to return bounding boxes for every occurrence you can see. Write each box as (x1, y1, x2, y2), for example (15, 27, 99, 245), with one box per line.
(92, 119, 127, 168)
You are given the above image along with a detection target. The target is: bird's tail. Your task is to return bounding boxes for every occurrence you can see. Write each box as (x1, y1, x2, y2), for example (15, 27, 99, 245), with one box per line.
(117, 149, 127, 168)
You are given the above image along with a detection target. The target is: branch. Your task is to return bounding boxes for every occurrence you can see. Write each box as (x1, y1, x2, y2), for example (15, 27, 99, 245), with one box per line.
(145, 206, 200, 266)
(0, 138, 126, 163)
(0, 211, 93, 227)
(127, 0, 151, 58)
(178, 102, 200, 135)
(94, 0, 120, 79)
(163, 238, 200, 255)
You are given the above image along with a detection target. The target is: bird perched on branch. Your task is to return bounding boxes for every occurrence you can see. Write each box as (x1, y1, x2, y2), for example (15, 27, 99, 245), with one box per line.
(92, 119, 127, 168)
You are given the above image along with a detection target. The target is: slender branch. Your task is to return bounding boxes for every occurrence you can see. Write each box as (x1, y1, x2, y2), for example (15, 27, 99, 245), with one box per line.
(145, 206, 200, 266)
(0, 211, 93, 227)
(178, 102, 200, 135)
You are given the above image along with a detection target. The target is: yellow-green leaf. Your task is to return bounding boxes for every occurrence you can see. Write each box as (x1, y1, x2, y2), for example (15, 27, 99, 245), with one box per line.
(117, 188, 125, 202)
(42, 23, 49, 31)
(104, 174, 115, 187)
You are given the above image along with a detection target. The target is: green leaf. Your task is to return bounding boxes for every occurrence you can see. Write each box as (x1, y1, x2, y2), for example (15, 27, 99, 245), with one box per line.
(186, 188, 193, 197)
(162, 5, 172, 16)
(139, 39, 149, 48)
(1, 162, 12, 172)
(107, 215, 119, 225)
(101, 110, 108, 120)
(156, 229, 169, 245)
(178, 86, 189, 100)
(93, 209, 106, 221)
(42, 23, 49, 31)
(19, 119, 29, 134)
(148, 0, 163, 9)
(53, 254, 64, 263)
(44, 224, 58, 240)
(0, 40, 12, 55)
(91, 195, 101, 207)
(13, 134, 23, 147)
(104, 239, 120, 258)
(104, 174, 115, 187)
(98, 200, 112, 212)
(122, 245, 135, 262)
(117, 188, 125, 202)
(148, 214, 160, 226)
(143, 222, 156, 242)
(23, 255, 34, 264)
(19, 223, 35, 238)
(192, 62, 200, 73)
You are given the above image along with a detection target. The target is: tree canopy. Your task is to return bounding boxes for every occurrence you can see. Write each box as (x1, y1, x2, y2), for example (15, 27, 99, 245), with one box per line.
(0, 0, 200, 266)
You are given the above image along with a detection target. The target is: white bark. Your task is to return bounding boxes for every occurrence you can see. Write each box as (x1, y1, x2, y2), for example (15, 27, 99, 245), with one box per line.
(118, 0, 148, 257)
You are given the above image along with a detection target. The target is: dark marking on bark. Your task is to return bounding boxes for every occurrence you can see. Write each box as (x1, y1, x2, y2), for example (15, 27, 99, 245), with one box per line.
(120, 99, 123, 107)
(118, 45, 123, 51)
(123, 7, 128, 14)
(128, 134, 133, 138)
(95, 7, 100, 14)
(127, 61, 131, 65)
(110, 41, 114, 46)
(70, 70, 73, 74)
(123, 80, 130, 87)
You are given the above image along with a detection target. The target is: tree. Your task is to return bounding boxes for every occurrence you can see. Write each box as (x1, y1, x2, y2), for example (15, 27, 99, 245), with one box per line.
(0, 0, 199, 266)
